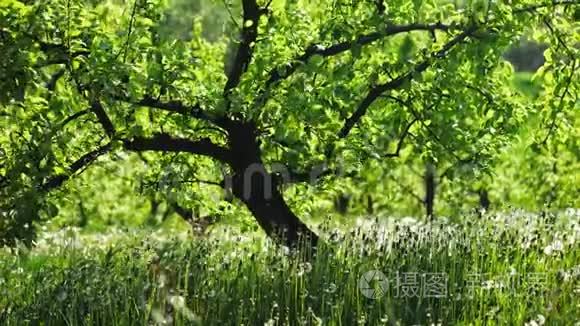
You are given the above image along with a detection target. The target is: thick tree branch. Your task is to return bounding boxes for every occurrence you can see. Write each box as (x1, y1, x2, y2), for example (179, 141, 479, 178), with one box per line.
(283, 165, 359, 185)
(338, 26, 477, 138)
(264, 22, 452, 90)
(171, 201, 195, 222)
(116, 94, 230, 130)
(41, 142, 113, 191)
(374, 0, 386, 14)
(123, 133, 232, 163)
(135, 95, 196, 115)
(90, 100, 116, 138)
(285, 166, 334, 184)
(223, 0, 262, 94)
(177, 178, 225, 188)
(25, 33, 90, 67)
(29, 33, 231, 135)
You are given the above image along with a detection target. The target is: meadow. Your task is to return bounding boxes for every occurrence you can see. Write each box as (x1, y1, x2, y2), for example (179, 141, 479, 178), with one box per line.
(1, 210, 578, 325)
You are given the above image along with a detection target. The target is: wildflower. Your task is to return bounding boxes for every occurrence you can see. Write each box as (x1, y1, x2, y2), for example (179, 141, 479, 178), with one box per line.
(169, 295, 197, 321)
(557, 269, 571, 282)
(525, 314, 546, 326)
(524, 321, 539, 326)
(264, 319, 275, 326)
(297, 262, 312, 276)
(536, 314, 546, 325)
(543, 239, 564, 256)
(324, 283, 337, 294)
(551, 240, 564, 251)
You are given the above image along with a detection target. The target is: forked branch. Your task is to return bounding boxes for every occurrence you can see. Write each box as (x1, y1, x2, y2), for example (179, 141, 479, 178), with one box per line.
(385, 118, 419, 158)
(338, 26, 477, 138)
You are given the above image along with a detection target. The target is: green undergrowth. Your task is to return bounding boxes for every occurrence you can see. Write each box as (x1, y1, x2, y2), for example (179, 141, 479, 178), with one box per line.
(1, 210, 579, 325)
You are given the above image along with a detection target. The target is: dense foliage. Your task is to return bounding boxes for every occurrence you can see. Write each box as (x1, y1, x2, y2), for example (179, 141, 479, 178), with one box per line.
(0, 0, 578, 242)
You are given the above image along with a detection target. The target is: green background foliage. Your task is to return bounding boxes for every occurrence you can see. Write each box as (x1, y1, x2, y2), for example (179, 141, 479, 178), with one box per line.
(0, 0, 579, 324)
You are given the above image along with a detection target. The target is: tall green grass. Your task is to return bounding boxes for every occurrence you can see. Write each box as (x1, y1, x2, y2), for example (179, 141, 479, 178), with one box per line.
(1, 210, 579, 325)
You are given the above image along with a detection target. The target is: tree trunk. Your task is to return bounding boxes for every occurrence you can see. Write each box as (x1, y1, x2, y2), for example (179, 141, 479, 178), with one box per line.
(226, 121, 319, 250)
(231, 173, 319, 249)
(478, 188, 490, 211)
(424, 163, 436, 221)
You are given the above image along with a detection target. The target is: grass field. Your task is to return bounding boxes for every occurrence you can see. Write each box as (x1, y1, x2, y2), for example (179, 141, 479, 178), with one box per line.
(1, 210, 579, 325)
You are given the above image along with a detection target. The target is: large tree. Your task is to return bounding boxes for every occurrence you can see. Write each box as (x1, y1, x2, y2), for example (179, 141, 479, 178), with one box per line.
(0, 0, 578, 247)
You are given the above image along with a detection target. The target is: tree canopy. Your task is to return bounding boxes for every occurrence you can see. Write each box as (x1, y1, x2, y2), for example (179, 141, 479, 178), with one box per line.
(0, 0, 578, 247)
